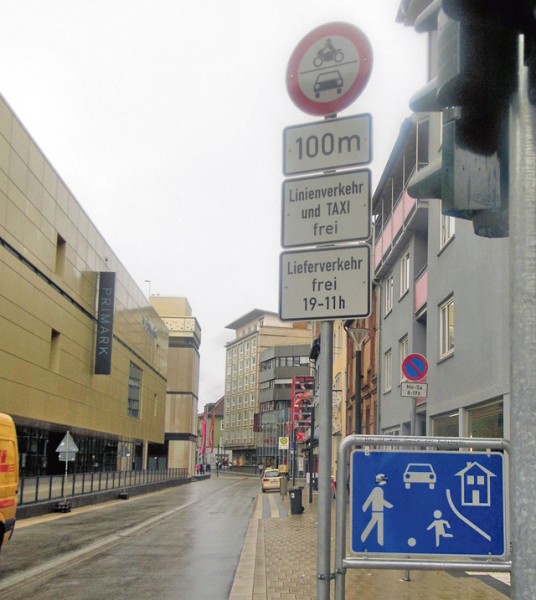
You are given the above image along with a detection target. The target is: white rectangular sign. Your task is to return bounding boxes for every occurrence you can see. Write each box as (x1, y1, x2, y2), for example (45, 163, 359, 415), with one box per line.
(282, 169, 371, 248)
(279, 245, 371, 321)
(401, 382, 428, 398)
(283, 114, 372, 176)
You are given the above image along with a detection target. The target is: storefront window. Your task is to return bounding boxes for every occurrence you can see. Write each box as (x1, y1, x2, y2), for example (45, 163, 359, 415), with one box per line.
(432, 412, 459, 437)
(468, 401, 503, 438)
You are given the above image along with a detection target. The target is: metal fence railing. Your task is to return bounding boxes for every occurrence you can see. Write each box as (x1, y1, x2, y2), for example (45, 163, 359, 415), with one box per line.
(18, 468, 188, 505)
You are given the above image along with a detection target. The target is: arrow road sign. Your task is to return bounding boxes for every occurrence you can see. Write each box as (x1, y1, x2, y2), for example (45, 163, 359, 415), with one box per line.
(351, 450, 506, 558)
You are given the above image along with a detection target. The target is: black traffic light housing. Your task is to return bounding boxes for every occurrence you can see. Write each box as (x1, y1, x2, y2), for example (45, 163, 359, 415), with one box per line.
(437, 5, 517, 156)
(406, 0, 536, 237)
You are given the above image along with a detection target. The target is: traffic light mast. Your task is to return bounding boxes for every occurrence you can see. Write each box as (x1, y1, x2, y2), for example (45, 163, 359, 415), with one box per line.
(409, 2, 536, 598)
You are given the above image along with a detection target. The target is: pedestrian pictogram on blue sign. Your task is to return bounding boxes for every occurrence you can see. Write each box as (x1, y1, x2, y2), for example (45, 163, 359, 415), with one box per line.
(351, 450, 506, 557)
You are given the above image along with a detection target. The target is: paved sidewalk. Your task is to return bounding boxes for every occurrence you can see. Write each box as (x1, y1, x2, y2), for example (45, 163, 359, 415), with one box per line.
(231, 487, 510, 600)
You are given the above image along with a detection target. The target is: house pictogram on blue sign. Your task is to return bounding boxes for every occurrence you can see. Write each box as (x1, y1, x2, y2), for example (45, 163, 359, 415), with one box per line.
(456, 462, 495, 507)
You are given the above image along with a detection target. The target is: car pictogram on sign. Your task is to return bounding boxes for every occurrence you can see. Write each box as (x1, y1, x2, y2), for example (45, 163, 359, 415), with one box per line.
(314, 70, 344, 97)
(403, 463, 436, 489)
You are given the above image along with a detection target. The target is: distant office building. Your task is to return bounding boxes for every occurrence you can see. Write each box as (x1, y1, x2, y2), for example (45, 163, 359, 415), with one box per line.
(223, 310, 312, 466)
(150, 297, 201, 475)
(257, 344, 313, 469)
(0, 92, 169, 475)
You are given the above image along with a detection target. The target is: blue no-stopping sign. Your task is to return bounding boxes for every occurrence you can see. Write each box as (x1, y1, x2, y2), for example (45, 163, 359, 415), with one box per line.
(401, 353, 428, 381)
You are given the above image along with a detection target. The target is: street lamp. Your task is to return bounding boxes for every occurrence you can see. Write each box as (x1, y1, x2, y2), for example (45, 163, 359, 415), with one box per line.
(344, 321, 368, 435)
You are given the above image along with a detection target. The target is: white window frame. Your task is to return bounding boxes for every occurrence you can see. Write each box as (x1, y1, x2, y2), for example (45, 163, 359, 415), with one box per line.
(399, 335, 409, 382)
(440, 296, 454, 358)
(383, 349, 392, 392)
(400, 251, 410, 298)
(385, 273, 394, 316)
(440, 210, 455, 248)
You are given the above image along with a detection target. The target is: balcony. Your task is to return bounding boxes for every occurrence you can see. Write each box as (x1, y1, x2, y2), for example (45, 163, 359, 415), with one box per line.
(414, 267, 428, 320)
(374, 189, 428, 277)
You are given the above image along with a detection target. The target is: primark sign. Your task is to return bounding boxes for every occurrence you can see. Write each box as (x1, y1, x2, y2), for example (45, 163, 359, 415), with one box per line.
(94, 271, 116, 375)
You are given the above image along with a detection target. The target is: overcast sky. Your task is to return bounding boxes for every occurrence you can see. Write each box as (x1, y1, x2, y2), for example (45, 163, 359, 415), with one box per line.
(0, 1, 427, 409)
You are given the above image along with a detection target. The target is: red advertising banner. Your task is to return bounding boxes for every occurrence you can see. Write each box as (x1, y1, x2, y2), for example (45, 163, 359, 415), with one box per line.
(200, 412, 207, 456)
(292, 376, 314, 430)
(209, 412, 215, 452)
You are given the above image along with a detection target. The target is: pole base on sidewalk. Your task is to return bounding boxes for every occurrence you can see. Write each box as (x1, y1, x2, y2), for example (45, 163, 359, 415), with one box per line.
(54, 500, 71, 513)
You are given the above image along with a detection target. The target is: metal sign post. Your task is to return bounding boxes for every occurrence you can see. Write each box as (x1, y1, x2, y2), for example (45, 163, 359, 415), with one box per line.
(317, 321, 333, 600)
(55, 431, 79, 511)
(509, 35, 536, 600)
(283, 23, 374, 600)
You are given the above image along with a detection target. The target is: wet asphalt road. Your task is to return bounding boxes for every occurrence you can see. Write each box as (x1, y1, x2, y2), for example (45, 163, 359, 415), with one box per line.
(0, 475, 260, 600)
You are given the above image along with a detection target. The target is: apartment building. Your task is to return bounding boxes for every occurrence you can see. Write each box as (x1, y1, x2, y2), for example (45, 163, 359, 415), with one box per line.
(223, 310, 311, 466)
(371, 2, 510, 439)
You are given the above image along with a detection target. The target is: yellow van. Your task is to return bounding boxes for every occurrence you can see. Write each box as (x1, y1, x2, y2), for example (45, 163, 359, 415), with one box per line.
(0, 414, 18, 551)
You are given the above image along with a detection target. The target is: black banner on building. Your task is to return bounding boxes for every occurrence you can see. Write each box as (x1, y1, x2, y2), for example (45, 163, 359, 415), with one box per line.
(94, 271, 116, 375)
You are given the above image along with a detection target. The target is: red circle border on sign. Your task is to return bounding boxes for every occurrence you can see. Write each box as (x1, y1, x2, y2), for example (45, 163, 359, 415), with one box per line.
(286, 21, 373, 116)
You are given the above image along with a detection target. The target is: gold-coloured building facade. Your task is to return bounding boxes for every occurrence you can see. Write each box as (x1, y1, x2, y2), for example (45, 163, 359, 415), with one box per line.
(0, 92, 168, 475)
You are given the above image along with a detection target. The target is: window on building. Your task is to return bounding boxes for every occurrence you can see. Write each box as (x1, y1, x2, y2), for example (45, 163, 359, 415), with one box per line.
(385, 273, 394, 315)
(440, 210, 455, 248)
(383, 349, 392, 392)
(55, 234, 66, 275)
(128, 362, 142, 418)
(50, 329, 61, 372)
(399, 336, 409, 382)
(432, 412, 459, 436)
(400, 251, 410, 297)
(440, 296, 454, 358)
(467, 401, 503, 438)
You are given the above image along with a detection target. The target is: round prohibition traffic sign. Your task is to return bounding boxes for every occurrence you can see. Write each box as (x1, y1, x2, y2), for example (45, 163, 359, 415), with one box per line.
(401, 353, 428, 382)
(286, 21, 373, 116)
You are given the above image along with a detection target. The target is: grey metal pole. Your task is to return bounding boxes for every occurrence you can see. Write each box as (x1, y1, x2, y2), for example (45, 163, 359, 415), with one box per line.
(509, 34, 536, 600)
(317, 321, 333, 600)
(334, 435, 350, 600)
(309, 405, 315, 504)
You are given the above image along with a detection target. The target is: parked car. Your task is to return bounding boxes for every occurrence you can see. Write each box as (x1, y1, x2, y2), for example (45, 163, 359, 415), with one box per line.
(261, 468, 281, 493)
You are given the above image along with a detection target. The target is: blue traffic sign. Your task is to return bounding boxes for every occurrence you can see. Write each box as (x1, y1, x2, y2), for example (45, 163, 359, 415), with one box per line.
(401, 353, 428, 381)
(351, 450, 506, 557)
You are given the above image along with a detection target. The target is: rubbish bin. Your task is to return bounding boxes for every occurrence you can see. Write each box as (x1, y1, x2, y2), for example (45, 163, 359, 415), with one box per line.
(289, 486, 304, 514)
